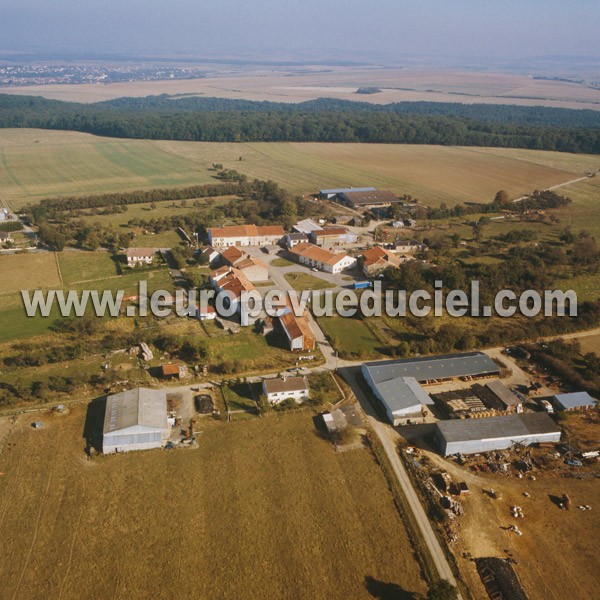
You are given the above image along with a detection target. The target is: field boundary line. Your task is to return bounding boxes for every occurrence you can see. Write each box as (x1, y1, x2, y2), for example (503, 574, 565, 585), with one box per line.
(57, 487, 85, 600)
(55, 252, 64, 285)
(11, 467, 54, 600)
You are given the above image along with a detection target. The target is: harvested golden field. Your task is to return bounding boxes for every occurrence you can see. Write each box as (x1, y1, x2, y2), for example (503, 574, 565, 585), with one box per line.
(2, 67, 599, 109)
(0, 408, 427, 600)
(0, 129, 595, 209)
(160, 140, 586, 204)
(0, 252, 62, 294)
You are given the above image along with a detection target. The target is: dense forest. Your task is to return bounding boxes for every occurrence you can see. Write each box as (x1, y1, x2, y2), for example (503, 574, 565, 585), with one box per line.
(1, 94, 599, 153)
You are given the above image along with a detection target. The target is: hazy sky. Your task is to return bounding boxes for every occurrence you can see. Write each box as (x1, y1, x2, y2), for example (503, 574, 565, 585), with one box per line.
(1, 0, 599, 61)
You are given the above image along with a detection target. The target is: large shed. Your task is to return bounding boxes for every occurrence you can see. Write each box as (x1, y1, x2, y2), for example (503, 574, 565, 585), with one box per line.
(434, 413, 561, 456)
(552, 392, 597, 412)
(362, 352, 500, 425)
(102, 388, 170, 454)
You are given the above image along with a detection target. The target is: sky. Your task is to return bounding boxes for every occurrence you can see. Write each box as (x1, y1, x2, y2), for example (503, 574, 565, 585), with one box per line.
(1, 0, 599, 62)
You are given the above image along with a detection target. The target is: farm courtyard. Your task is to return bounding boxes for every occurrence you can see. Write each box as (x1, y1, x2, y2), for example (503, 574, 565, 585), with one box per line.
(0, 408, 427, 600)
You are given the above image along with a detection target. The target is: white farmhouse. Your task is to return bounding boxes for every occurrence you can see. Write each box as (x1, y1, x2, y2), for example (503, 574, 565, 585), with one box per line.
(262, 376, 310, 405)
(288, 242, 356, 274)
(125, 248, 156, 267)
(208, 224, 284, 248)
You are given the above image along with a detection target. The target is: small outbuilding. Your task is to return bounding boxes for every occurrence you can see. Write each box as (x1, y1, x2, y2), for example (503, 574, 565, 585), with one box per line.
(552, 392, 597, 412)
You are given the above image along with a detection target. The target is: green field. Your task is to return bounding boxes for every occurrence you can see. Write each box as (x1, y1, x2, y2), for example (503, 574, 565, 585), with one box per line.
(0, 129, 215, 210)
(284, 272, 336, 291)
(57, 251, 119, 284)
(319, 316, 383, 358)
(0, 252, 62, 293)
(1, 129, 597, 211)
(0, 265, 174, 343)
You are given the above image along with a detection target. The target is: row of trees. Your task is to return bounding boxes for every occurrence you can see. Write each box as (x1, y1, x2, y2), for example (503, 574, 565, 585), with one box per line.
(1, 93, 599, 153)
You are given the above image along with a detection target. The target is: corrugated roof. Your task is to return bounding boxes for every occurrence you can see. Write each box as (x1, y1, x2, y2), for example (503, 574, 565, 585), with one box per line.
(264, 376, 309, 394)
(553, 392, 597, 409)
(363, 352, 500, 384)
(103, 388, 168, 434)
(320, 187, 377, 195)
(293, 219, 322, 234)
(339, 189, 399, 206)
(375, 376, 435, 413)
(435, 413, 560, 444)
(486, 380, 521, 407)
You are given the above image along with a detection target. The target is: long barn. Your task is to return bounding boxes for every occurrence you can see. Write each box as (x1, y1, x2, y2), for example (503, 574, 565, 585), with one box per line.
(102, 388, 170, 454)
(434, 413, 561, 456)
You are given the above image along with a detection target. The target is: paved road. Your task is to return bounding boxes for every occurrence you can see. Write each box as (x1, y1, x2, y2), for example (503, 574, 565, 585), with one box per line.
(340, 366, 459, 589)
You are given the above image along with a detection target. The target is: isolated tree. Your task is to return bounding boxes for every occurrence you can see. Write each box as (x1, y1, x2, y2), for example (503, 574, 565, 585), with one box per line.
(493, 189, 512, 209)
(427, 579, 458, 600)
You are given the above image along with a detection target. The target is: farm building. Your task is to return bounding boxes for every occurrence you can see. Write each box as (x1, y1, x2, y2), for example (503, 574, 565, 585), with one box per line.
(219, 247, 269, 281)
(393, 239, 425, 253)
(102, 388, 170, 454)
(362, 352, 500, 425)
(360, 246, 400, 276)
(434, 413, 561, 456)
(293, 219, 323, 234)
(337, 189, 402, 210)
(208, 224, 284, 248)
(0, 231, 13, 243)
(0, 208, 7, 221)
(282, 232, 310, 248)
(263, 376, 309, 404)
(552, 392, 597, 412)
(309, 227, 358, 246)
(277, 309, 315, 351)
(485, 380, 523, 413)
(288, 242, 357, 273)
(199, 245, 220, 265)
(160, 364, 183, 379)
(318, 187, 376, 200)
(125, 248, 155, 267)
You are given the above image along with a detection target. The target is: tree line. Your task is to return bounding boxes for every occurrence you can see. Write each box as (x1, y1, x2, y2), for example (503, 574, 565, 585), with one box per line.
(1, 94, 599, 154)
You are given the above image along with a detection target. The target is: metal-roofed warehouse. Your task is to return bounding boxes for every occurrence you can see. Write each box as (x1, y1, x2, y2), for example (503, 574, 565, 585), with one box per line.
(103, 388, 170, 454)
(434, 413, 561, 456)
(363, 352, 500, 385)
(361, 352, 500, 426)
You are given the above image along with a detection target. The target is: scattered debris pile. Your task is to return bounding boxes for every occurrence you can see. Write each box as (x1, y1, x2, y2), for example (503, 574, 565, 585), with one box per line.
(476, 557, 529, 600)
